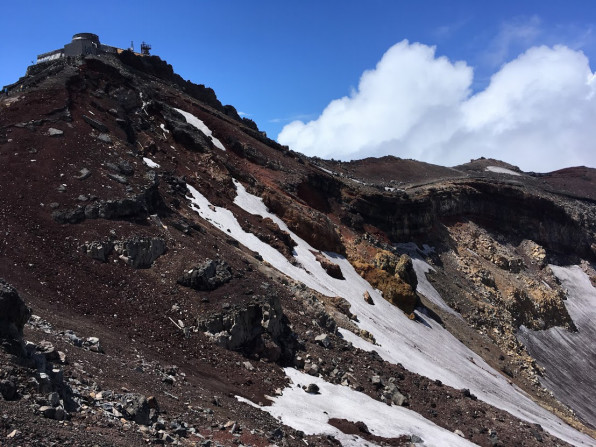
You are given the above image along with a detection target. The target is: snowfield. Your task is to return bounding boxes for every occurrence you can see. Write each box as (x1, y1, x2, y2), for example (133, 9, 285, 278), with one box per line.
(187, 180, 595, 446)
(486, 166, 521, 176)
(518, 265, 596, 428)
(142, 157, 160, 168)
(173, 107, 226, 151)
(238, 368, 479, 447)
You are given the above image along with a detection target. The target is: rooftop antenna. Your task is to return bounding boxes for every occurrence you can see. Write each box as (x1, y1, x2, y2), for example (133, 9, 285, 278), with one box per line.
(130, 40, 134, 51)
(140, 42, 151, 56)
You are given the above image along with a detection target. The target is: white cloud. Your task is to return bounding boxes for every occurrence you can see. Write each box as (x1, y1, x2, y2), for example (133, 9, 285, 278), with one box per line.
(278, 40, 596, 172)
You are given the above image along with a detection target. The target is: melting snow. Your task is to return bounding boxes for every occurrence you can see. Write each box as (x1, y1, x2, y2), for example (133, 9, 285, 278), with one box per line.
(174, 107, 226, 151)
(350, 178, 366, 185)
(518, 265, 596, 427)
(139, 92, 149, 116)
(238, 368, 478, 447)
(187, 180, 595, 447)
(143, 157, 160, 169)
(395, 243, 459, 317)
(486, 166, 521, 176)
(315, 165, 335, 175)
(411, 258, 461, 316)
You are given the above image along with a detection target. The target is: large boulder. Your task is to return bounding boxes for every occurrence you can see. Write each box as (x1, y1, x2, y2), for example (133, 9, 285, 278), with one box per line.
(373, 251, 417, 291)
(171, 122, 212, 152)
(197, 295, 296, 363)
(373, 250, 399, 274)
(121, 393, 151, 425)
(177, 259, 232, 291)
(352, 259, 419, 314)
(395, 254, 418, 291)
(0, 280, 31, 355)
(113, 237, 166, 269)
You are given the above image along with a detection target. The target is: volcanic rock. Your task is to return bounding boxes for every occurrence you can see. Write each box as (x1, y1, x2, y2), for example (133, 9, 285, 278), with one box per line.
(1, 40, 595, 447)
(197, 295, 295, 361)
(113, 237, 166, 268)
(121, 393, 152, 426)
(177, 259, 232, 291)
(82, 114, 108, 133)
(0, 280, 31, 355)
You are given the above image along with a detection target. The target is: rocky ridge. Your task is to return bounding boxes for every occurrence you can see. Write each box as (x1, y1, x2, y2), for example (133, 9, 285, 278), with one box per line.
(1, 50, 595, 446)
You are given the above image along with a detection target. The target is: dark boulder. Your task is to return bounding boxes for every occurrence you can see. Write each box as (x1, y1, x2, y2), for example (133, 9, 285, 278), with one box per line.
(0, 280, 31, 355)
(177, 259, 232, 291)
(52, 206, 86, 224)
(116, 118, 136, 143)
(197, 295, 297, 363)
(172, 122, 211, 152)
(82, 114, 108, 133)
(113, 237, 166, 268)
(56, 172, 164, 224)
(121, 393, 152, 425)
(223, 104, 241, 121)
(0, 379, 17, 401)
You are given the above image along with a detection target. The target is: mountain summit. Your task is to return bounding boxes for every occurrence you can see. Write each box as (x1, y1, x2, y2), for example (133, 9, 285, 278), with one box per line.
(1, 37, 595, 446)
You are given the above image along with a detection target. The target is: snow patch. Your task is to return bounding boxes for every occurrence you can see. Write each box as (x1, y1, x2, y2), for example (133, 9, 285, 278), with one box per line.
(174, 108, 226, 151)
(143, 157, 160, 169)
(187, 181, 595, 447)
(518, 265, 596, 427)
(139, 92, 149, 116)
(486, 166, 521, 176)
(238, 368, 479, 447)
(350, 178, 366, 185)
(315, 165, 335, 175)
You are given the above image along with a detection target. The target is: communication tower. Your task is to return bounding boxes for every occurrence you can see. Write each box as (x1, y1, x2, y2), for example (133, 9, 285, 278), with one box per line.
(140, 42, 151, 56)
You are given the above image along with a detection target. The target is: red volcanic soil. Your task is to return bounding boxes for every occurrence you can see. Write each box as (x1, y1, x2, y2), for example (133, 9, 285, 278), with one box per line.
(318, 156, 466, 186)
(539, 166, 596, 201)
(0, 53, 594, 446)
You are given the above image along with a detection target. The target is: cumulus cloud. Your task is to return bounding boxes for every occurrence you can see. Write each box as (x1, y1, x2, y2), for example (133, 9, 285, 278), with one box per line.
(278, 40, 596, 172)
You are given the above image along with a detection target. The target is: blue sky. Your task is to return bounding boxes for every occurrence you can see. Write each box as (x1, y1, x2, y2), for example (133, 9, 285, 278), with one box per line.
(2, 1, 596, 171)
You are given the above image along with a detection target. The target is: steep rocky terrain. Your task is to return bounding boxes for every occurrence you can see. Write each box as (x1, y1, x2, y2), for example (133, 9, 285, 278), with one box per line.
(1, 51, 595, 446)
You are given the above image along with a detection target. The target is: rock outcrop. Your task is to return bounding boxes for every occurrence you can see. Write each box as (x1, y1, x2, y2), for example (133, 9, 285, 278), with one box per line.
(113, 237, 167, 269)
(262, 191, 344, 254)
(2, 41, 596, 446)
(177, 259, 232, 291)
(353, 251, 419, 314)
(0, 280, 31, 355)
(52, 172, 164, 224)
(82, 237, 166, 268)
(197, 295, 296, 362)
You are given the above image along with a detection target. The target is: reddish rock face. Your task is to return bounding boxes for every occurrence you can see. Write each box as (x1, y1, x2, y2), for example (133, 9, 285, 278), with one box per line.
(1, 53, 595, 445)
